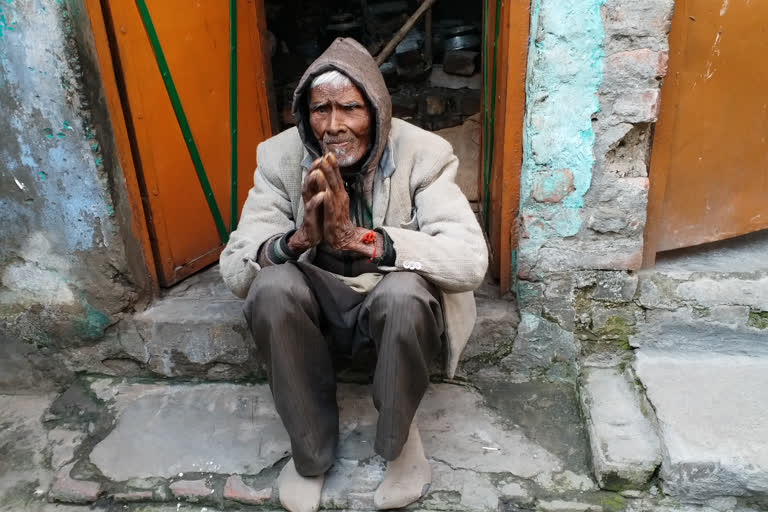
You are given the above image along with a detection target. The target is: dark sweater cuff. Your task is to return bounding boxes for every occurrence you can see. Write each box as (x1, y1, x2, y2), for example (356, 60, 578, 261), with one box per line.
(375, 228, 396, 266)
(269, 229, 303, 263)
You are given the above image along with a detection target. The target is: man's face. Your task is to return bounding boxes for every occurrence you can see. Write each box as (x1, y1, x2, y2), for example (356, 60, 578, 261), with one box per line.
(309, 81, 371, 169)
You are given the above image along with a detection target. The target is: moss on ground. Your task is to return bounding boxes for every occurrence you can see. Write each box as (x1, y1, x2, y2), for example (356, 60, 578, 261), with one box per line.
(748, 311, 768, 330)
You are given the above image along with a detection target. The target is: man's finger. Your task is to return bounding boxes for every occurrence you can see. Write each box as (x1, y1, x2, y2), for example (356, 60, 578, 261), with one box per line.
(306, 190, 325, 211)
(319, 153, 342, 191)
(309, 156, 323, 172)
(303, 170, 328, 202)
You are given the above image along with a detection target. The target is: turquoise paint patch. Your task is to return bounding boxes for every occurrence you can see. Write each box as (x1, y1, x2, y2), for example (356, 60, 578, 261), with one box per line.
(518, 0, 604, 251)
(106, 204, 114, 216)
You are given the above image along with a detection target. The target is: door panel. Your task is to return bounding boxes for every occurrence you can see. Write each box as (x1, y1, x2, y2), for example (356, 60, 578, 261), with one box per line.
(645, 0, 768, 260)
(104, 0, 272, 285)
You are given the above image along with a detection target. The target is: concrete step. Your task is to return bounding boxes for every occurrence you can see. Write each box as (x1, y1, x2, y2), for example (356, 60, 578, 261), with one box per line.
(28, 375, 610, 511)
(631, 231, 768, 356)
(633, 350, 768, 502)
(579, 366, 661, 491)
(630, 270, 768, 355)
(104, 265, 519, 380)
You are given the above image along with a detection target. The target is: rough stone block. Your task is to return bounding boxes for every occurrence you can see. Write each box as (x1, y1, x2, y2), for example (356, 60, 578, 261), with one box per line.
(593, 272, 639, 302)
(500, 312, 578, 380)
(169, 479, 214, 501)
(613, 90, 661, 123)
(224, 475, 272, 505)
(122, 277, 256, 378)
(531, 169, 575, 203)
(534, 240, 643, 273)
(443, 50, 479, 76)
(48, 463, 101, 504)
(587, 207, 629, 234)
(591, 303, 637, 333)
(600, 125, 653, 178)
(461, 296, 519, 368)
(602, 0, 675, 53)
(603, 49, 669, 91)
(580, 367, 661, 490)
(635, 352, 768, 499)
(636, 273, 680, 310)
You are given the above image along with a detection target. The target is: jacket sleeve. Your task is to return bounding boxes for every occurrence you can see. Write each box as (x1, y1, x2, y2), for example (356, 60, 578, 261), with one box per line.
(219, 162, 297, 298)
(378, 151, 489, 293)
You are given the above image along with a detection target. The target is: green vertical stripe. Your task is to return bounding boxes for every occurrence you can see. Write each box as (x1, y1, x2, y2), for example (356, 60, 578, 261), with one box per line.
(229, 0, 238, 232)
(483, 0, 502, 231)
(134, 0, 229, 244)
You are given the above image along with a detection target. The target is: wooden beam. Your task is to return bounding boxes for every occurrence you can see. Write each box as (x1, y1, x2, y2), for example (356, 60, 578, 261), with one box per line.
(375, 0, 438, 66)
(83, 0, 158, 291)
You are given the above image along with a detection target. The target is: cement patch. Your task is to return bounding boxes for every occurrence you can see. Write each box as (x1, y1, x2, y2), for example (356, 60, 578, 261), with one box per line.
(0, 394, 56, 510)
(635, 351, 768, 499)
(89, 383, 290, 480)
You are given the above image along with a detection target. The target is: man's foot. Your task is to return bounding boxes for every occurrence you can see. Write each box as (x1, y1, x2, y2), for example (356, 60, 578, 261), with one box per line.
(374, 422, 431, 510)
(277, 458, 325, 512)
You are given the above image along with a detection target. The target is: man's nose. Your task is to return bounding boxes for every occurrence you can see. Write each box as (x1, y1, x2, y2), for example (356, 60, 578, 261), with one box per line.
(327, 108, 345, 135)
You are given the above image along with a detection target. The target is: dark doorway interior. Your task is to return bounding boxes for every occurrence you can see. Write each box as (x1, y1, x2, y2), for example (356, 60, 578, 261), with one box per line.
(264, 0, 483, 133)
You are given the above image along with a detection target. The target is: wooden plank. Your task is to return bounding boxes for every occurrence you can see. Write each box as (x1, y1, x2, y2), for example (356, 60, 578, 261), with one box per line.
(643, 0, 689, 267)
(645, 0, 768, 263)
(83, 0, 158, 290)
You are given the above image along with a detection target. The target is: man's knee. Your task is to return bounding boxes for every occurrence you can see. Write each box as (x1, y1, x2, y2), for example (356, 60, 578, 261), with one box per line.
(244, 264, 313, 318)
(368, 272, 435, 310)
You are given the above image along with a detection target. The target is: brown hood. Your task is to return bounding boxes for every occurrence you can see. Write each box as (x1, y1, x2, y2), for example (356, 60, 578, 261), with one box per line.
(292, 38, 392, 175)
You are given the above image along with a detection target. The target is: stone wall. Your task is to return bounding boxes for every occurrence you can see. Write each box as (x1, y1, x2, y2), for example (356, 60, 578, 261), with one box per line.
(510, 0, 675, 379)
(0, 0, 149, 391)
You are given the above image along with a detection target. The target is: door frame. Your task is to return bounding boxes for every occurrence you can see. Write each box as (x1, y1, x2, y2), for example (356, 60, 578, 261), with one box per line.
(480, 0, 530, 293)
(84, 0, 158, 290)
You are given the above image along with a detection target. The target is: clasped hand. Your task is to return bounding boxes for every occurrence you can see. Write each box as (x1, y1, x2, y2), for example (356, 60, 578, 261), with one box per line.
(287, 152, 365, 254)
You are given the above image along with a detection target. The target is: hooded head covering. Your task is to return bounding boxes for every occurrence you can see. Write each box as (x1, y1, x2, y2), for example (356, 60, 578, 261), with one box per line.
(292, 38, 392, 176)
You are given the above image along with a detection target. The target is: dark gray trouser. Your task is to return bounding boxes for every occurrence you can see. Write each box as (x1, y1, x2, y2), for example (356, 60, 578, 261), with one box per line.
(243, 262, 444, 477)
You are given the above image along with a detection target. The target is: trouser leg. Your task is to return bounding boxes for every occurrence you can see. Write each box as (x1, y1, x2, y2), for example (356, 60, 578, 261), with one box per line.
(243, 264, 337, 476)
(358, 272, 444, 461)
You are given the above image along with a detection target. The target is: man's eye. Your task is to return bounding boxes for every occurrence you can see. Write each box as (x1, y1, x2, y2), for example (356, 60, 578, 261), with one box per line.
(344, 104, 358, 111)
(313, 106, 327, 114)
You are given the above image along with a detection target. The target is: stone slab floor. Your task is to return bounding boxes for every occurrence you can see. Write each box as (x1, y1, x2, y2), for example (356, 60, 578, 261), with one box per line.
(2, 372, 743, 512)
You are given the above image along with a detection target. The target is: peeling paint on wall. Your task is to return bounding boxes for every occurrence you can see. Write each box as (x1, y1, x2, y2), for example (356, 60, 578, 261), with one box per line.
(518, 0, 605, 274)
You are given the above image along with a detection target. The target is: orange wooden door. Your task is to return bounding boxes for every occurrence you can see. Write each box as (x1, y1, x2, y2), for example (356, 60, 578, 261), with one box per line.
(103, 0, 272, 286)
(644, 0, 768, 262)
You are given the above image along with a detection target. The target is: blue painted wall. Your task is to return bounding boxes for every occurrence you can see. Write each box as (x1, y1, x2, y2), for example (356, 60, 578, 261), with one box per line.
(0, 0, 145, 358)
(518, 0, 604, 275)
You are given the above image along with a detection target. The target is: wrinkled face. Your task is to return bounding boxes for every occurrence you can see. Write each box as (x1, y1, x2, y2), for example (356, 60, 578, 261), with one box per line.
(309, 81, 371, 169)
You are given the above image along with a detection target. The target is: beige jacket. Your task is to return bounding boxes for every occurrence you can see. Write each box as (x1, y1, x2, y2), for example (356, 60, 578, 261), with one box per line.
(220, 118, 488, 377)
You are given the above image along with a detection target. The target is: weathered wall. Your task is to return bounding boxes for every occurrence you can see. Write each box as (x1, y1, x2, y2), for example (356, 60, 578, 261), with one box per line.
(0, 0, 149, 391)
(507, 0, 675, 380)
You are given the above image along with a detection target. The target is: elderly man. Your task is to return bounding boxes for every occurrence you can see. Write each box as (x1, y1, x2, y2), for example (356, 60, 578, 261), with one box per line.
(220, 38, 487, 511)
